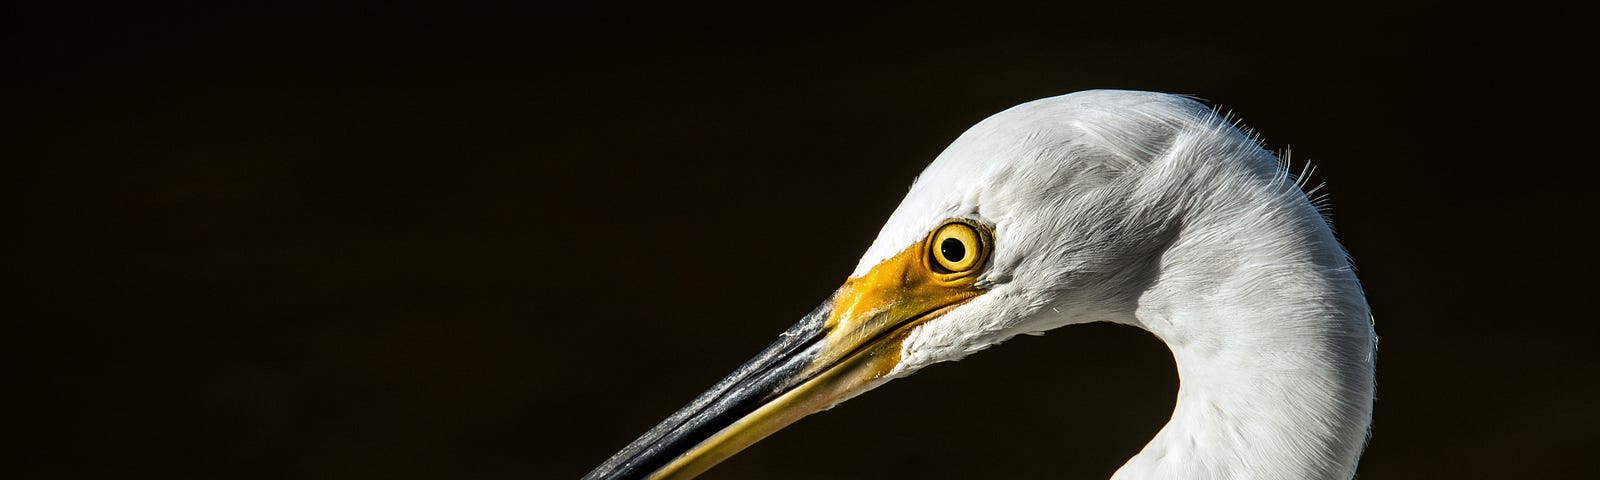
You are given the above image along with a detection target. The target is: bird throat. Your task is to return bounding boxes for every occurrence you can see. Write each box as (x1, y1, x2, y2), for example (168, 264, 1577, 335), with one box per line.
(1116, 223, 1375, 479)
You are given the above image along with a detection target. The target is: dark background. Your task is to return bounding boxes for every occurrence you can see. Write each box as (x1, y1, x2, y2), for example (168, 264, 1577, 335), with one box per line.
(11, 2, 1592, 479)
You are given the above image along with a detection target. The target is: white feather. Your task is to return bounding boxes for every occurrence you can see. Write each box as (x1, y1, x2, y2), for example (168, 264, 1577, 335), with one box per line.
(857, 90, 1375, 479)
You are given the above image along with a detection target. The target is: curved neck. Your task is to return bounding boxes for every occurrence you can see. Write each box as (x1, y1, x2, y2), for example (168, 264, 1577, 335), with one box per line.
(1113, 168, 1375, 479)
(1118, 306, 1374, 480)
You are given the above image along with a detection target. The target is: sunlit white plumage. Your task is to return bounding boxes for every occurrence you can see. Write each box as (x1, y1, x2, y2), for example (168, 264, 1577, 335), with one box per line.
(868, 90, 1376, 478)
(585, 89, 1375, 480)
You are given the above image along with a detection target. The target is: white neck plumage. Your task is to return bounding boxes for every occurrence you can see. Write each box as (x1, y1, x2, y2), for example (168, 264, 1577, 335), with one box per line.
(1111, 141, 1376, 479)
(1118, 300, 1374, 479)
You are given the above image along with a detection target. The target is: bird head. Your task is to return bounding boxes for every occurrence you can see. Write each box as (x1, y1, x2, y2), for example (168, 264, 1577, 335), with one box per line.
(586, 90, 1234, 480)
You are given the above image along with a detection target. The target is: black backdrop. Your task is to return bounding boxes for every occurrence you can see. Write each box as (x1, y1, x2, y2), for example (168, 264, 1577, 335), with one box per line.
(12, 3, 1592, 479)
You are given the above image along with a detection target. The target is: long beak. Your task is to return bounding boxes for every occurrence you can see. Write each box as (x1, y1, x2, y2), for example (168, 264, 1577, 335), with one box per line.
(583, 238, 988, 480)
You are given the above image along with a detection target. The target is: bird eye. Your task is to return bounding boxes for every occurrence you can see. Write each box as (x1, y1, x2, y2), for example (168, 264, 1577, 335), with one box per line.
(929, 221, 986, 275)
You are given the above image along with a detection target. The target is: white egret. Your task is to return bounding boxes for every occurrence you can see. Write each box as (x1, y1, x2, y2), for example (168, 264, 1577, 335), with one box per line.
(584, 90, 1376, 479)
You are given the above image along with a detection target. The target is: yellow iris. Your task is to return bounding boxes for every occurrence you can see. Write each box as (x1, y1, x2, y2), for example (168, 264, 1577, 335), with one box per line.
(927, 220, 989, 278)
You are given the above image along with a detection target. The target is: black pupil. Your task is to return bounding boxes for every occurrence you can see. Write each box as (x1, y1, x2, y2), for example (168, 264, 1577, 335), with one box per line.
(940, 238, 966, 263)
